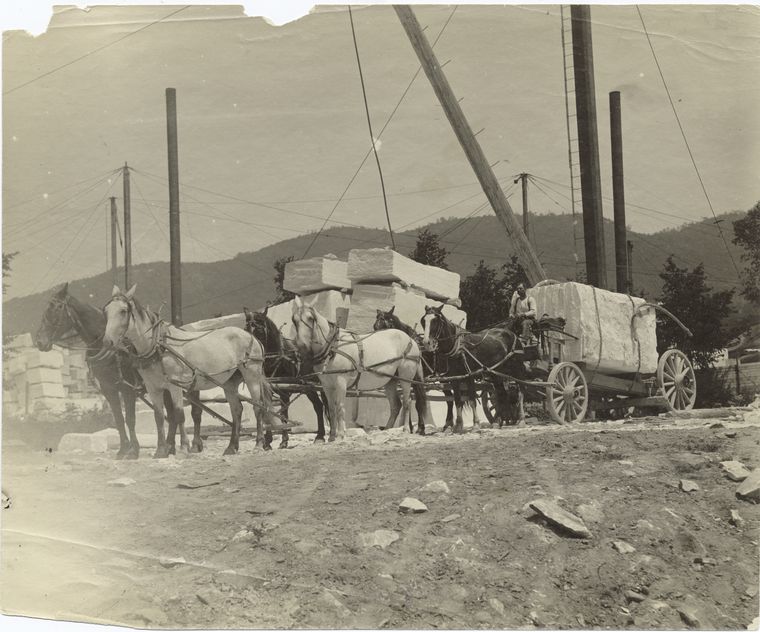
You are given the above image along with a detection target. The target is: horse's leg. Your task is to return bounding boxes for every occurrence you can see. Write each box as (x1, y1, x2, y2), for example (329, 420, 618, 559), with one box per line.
(398, 378, 414, 434)
(383, 383, 402, 431)
(148, 387, 170, 459)
(516, 385, 526, 426)
(308, 391, 326, 444)
(102, 385, 129, 459)
(321, 383, 336, 441)
(169, 386, 188, 454)
(222, 382, 244, 455)
(278, 391, 290, 449)
(332, 377, 347, 441)
(468, 379, 482, 429)
(162, 391, 179, 456)
(452, 381, 465, 434)
(443, 389, 454, 430)
(239, 363, 271, 450)
(189, 391, 204, 453)
(122, 386, 140, 459)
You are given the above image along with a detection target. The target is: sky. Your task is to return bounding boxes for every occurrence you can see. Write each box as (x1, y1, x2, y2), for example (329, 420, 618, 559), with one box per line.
(2, 3, 759, 300)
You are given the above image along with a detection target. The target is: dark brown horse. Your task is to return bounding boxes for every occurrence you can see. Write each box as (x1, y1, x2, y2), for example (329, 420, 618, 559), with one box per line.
(420, 305, 527, 431)
(244, 307, 329, 446)
(35, 283, 192, 459)
(373, 306, 482, 431)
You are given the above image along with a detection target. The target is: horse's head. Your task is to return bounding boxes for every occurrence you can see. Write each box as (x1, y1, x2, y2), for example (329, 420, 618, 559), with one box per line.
(35, 283, 74, 351)
(373, 305, 397, 331)
(244, 306, 272, 344)
(420, 305, 446, 352)
(101, 284, 137, 355)
(291, 296, 332, 354)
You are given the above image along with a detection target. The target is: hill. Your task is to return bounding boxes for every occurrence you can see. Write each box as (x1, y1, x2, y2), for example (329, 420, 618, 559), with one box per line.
(3, 210, 751, 337)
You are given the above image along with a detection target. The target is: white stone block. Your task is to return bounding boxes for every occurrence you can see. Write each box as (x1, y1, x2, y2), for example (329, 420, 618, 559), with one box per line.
(346, 283, 467, 334)
(28, 382, 66, 399)
(7, 356, 27, 376)
(67, 352, 87, 369)
(8, 333, 34, 349)
(347, 248, 460, 301)
(25, 368, 64, 385)
(182, 313, 246, 332)
(284, 254, 350, 295)
(58, 433, 110, 453)
(264, 290, 351, 341)
(527, 282, 658, 374)
(23, 349, 64, 370)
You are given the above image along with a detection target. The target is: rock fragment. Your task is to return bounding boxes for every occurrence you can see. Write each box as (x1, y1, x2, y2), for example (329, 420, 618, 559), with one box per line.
(488, 598, 505, 617)
(358, 529, 400, 549)
(441, 513, 461, 523)
(420, 480, 450, 494)
(399, 497, 428, 514)
(107, 477, 136, 487)
(625, 590, 646, 603)
(680, 479, 699, 493)
(729, 509, 745, 527)
(720, 460, 751, 482)
(612, 540, 636, 554)
(528, 499, 592, 539)
(736, 469, 760, 503)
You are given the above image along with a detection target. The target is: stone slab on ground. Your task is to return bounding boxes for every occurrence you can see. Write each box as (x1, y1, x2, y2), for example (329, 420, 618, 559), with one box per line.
(736, 469, 760, 503)
(347, 248, 460, 301)
(721, 460, 751, 482)
(399, 497, 428, 513)
(527, 281, 658, 374)
(528, 499, 592, 538)
(284, 254, 350, 295)
(358, 529, 399, 548)
(58, 433, 111, 453)
(346, 283, 466, 333)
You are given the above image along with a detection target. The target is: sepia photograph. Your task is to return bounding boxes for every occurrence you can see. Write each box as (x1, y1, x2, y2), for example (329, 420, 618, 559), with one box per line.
(2, 2, 759, 630)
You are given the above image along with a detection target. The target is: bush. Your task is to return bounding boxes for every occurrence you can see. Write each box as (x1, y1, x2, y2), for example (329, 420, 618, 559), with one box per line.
(695, 368, 743, 408)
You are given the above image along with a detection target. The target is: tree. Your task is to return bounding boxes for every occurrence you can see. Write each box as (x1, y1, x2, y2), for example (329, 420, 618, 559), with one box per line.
(657, 256, 734, 370)
(732, 202, 760, 305)
(408, 229, 449, 270)
(499, 255, 529, 297)
(460, 260, 511, 331)
(272, 255, 295, 304)
(2, 251, 18, 295)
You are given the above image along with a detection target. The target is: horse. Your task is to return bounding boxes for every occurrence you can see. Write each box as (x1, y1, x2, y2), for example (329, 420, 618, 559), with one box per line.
(99, 285, 277, 457)
(290, 296, 427, 440)
(420, 305, 528, 431)
(243, 306, 330, 447)
(373, 306, 483, 431)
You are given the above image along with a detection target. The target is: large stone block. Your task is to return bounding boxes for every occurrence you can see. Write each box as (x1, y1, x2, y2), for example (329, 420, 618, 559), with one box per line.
(28, 382, 66, 399)
(6, 356, 28, 376)
(182, 313, 246, 332)
(23, 349, 64, 370)
(8, 333, 34, 349)
(347, 248, 460, 301)
(264, 290, 351, 340)
(527, 282, 658, 375)
(284, 254, 350, 295)
(58, 433, 110, 453)
(346, 283, 467, 334)
(25, 368, 64, 385)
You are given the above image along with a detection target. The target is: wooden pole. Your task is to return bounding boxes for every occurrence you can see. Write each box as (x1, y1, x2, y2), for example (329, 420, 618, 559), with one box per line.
(166, 88, 183, 326)
(122, 163, 132, 290)
(610, 91, 628, 293)
(109, 196, 118, 287)
(520, 173, 529, 240)
(571, 5, 607, 289)
(627, 239, 634, 294)
(394, 5, 546, 284)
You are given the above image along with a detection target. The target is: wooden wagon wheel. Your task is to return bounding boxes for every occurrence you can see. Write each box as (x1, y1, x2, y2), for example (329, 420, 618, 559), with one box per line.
(545, 362, 588, 424)
(481, 384, 497, 424)
(657, 349, 696, 411)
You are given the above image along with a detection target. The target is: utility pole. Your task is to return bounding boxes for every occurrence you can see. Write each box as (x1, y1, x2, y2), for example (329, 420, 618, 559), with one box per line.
(520, 173, 529, 240)
(109, 196, 118, 287)
(610, 91, 628, 293)
(627, 240, 634, 294)
(123, 163, 132, 290)
(571, 5, 607, 289)
(394, 5, 546, 284)
(166, 87, 183, 326)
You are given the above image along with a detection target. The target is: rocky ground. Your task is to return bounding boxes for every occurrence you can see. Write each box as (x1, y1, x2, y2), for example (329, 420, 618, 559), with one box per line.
(2, 407, 760, 630)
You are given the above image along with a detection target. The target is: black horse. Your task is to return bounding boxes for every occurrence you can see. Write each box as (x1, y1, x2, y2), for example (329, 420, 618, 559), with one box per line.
(420, 305, 528, 432)
(243, 307, 329, 447)
(373, 306, 482, 432)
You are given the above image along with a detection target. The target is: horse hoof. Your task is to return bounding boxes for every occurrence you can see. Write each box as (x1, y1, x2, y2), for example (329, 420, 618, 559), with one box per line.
(153, 450, 168, 459)
(190, 444, 203, 454)
(223, 447, 238, 456)
(416, 428, 426, 436)
(278, 443, 289, 450)
(115, 451, 128, 461)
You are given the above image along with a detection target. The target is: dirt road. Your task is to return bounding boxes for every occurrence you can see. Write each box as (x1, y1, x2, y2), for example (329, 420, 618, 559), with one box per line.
(2, 411, 759, 629)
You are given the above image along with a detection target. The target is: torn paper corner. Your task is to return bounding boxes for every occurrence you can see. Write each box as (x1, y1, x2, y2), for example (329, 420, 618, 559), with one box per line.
(240, 1, 316, 27)
(2, 1, 58, 37)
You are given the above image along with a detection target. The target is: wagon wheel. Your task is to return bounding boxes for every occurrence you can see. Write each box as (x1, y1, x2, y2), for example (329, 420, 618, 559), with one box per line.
(481, 384, 497, 424)
(657, 349, 696, 411)
(545, 362, 588, 424)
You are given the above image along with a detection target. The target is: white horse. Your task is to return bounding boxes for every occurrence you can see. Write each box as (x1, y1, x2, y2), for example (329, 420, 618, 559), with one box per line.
(290, 296, 427, 440)
(100, 285, 277, 457)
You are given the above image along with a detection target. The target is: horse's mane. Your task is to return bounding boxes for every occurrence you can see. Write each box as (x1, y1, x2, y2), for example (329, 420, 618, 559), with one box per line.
(129, 296, 160, 325)
(381, 312, 417, 338)
(249, 312, 284, 353)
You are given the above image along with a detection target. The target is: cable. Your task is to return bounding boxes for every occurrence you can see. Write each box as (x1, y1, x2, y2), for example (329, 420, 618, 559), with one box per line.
(635, 5, 741, 279)
(301, 5, 459, 258)
(4, 6, 191, 96)
(348, 5, 395, 249)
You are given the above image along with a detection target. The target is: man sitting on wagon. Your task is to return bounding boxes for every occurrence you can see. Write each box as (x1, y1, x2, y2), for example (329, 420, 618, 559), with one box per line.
(509, 282, 537, 344)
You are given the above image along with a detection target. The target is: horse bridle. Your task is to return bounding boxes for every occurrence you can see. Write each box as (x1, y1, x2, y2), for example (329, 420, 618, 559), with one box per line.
(99, 295, 163, 363)
(292, 306, 339, 364)
(40, 296, 100, 351)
